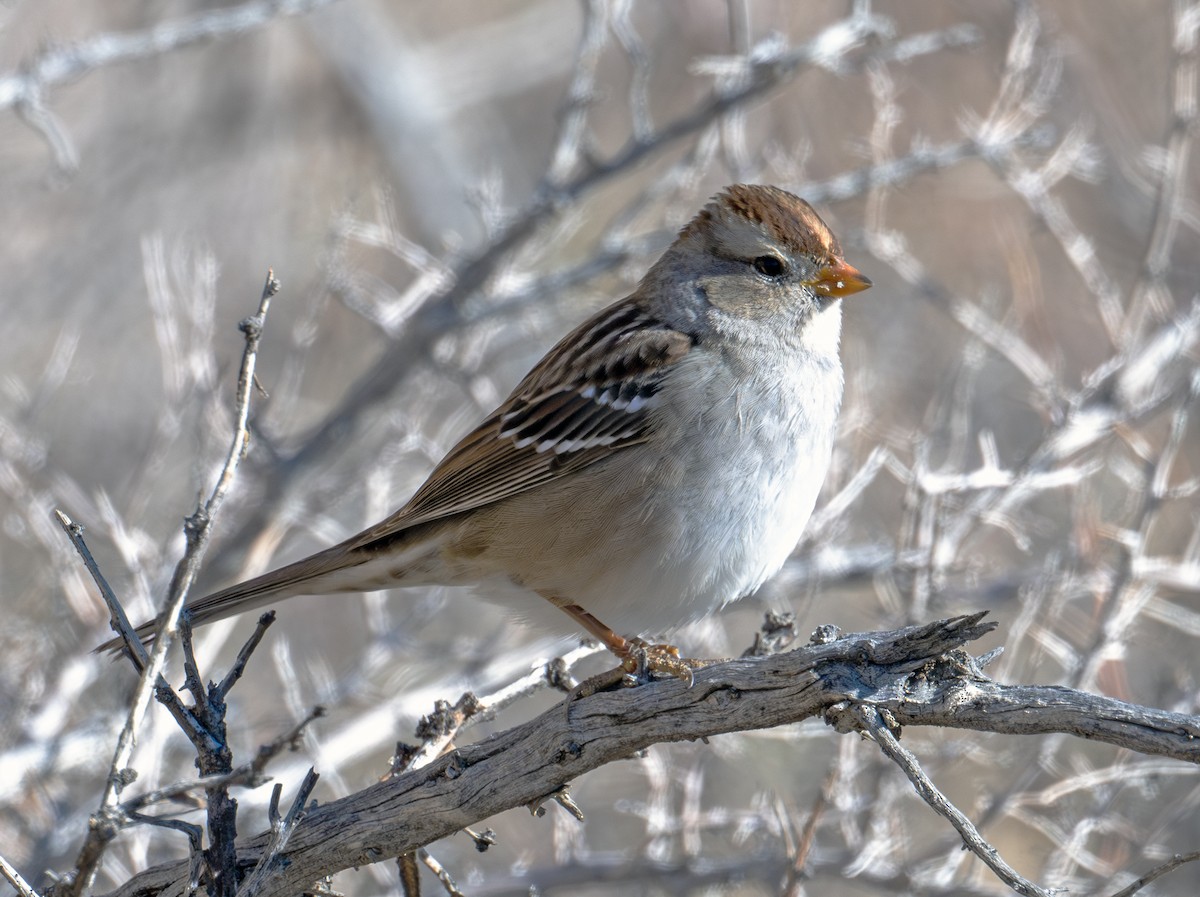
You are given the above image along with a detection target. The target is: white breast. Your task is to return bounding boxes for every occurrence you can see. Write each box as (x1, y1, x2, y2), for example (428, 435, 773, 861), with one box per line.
(570, 316, 845, 636)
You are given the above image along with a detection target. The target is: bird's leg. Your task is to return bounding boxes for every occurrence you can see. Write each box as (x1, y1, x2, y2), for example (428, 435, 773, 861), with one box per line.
(540, 594, 702, 687)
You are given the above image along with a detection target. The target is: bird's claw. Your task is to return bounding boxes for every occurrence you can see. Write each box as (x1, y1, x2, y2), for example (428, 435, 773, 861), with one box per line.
(620, 639, 699, 686)
(563, 639, 708, 718)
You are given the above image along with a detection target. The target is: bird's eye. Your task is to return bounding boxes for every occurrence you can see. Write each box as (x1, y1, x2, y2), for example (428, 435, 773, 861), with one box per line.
(752, 255, 787, 278)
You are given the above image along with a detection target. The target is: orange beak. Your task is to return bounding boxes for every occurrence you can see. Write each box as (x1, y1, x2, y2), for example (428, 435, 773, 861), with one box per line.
(810, 259, 872, 298)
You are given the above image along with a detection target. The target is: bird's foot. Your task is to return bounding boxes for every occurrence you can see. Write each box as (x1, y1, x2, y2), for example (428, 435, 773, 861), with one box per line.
(566, 638, 707, 707)
(619, 638, 704, 686)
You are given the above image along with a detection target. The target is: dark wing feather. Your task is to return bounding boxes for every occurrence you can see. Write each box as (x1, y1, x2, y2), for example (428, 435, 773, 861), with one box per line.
(347, 299, 695, 548)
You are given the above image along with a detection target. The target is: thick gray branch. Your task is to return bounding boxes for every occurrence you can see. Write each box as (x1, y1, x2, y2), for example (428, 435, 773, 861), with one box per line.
(100, 615, 1200, 897)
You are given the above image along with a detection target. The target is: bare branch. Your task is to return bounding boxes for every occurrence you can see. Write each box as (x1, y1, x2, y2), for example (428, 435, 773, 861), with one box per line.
(416, 849, 465, 897)
(1123, 0, 1199, 342)
(99, 616, 1200, 897)
(53, 271, 279, 897)
(119, 706, 324, 814)
(0, 853, 42, 897)
(236, 770, 320, 897)
(0, 0, 341, 170)
(1109, 851, 1200, 897)
(53, 510, 149, 670)
(850, 705, 1053, 897)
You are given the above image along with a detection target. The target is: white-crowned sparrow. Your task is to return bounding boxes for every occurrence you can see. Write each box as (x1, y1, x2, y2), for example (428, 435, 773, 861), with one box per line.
(113, 185, 870, 669)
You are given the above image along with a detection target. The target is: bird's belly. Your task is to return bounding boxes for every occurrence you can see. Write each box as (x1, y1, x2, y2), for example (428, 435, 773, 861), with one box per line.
(598, 415, 831, 635)
(460, 380, 838, 638)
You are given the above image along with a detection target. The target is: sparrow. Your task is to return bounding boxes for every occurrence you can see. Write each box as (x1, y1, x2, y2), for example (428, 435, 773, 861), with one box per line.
(105, 185, 870, 673)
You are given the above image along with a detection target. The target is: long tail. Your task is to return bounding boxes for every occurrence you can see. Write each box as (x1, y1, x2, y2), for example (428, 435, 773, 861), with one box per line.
(95, 540, 376, 654)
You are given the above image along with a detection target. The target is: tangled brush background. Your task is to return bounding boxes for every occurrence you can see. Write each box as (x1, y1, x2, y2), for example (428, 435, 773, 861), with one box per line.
(1, 2, 1199, 894)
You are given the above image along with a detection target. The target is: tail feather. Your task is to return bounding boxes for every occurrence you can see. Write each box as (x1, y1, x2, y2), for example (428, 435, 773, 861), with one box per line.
(94, 541, 372, 655)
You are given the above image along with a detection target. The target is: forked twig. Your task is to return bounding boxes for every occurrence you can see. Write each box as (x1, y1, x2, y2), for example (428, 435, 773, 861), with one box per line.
(52, 271, 279, 897)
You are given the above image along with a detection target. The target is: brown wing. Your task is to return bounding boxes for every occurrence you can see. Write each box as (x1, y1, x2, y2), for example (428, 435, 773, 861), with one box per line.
(346, 299, 696, 548)
(94, 299, 695, 653)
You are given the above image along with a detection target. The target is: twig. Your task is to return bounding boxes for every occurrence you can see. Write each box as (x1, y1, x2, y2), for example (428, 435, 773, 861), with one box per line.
(236, 770, 320, 897)
(53, 510, 149, 670)
(120, 706, 325, 813)
(123, 814, 205, 893)
(398, 645, 598, 775)
(546, 0, 610, 183)
(1073, 374, 1199, 691)
(527, 785, 579, 821)
(0, 852, 42, 897)
(851, 705, 1054, 897)
(175, 612, 283, 897)
(1123, 0, 1199, 342)
(216, 612, 278, 700)
(54, 271, 279, 897)
(0, 0, 340, 171)
(417, 849, 465, 897)
(381, 649, 597, 894)
(1108, 851, 1200, 897)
